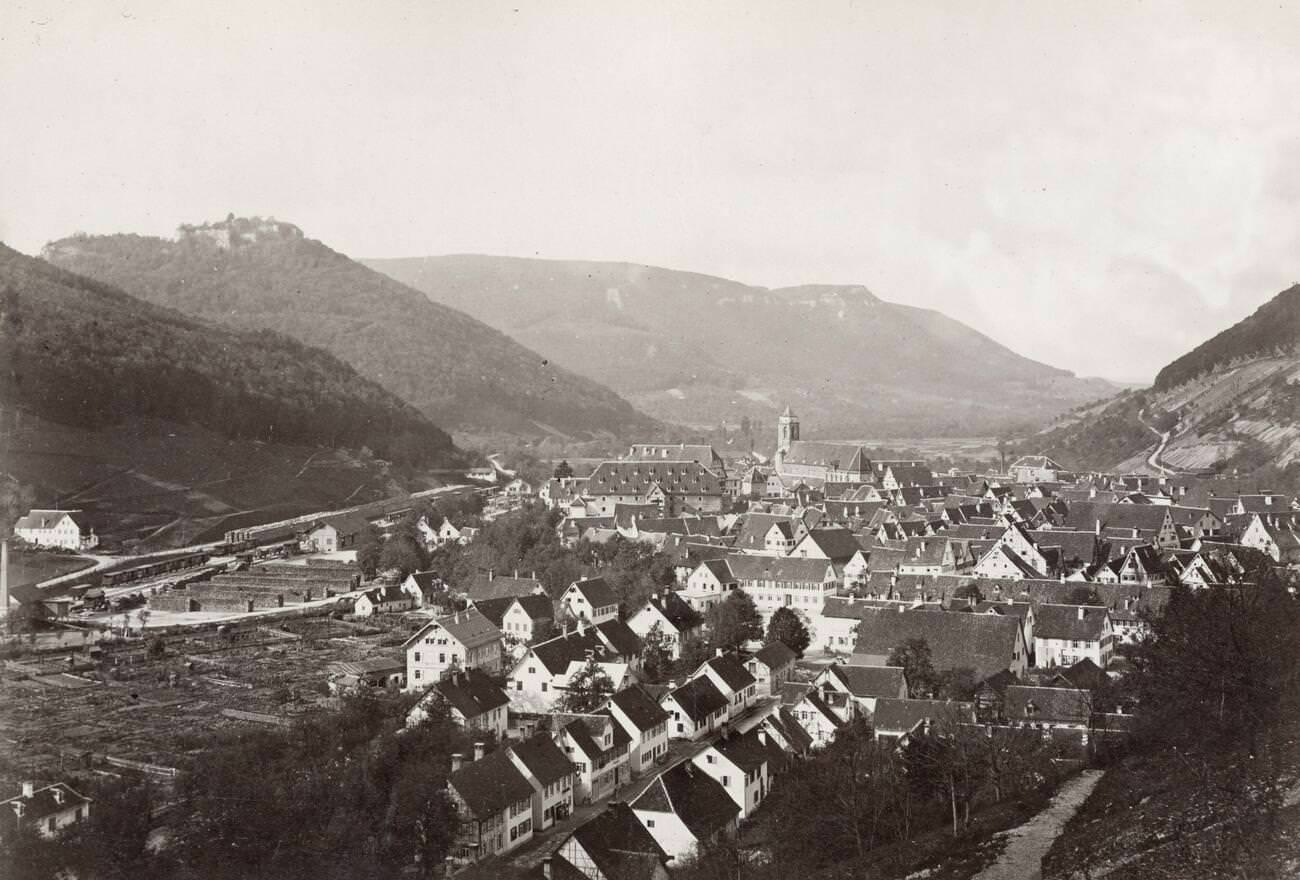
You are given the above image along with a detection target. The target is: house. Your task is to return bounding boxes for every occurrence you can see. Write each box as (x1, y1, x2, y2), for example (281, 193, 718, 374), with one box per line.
(503, 478, 534, 497)
(555, 714, 631, 803)
(403, 608, 504, 691)
(813, 663, 908, 715)
(605, 685, 671, 776)
(561, 577, 620, 624)
(680, 559, 737, 612)
(789, 527, 864, 564)
(1240, 514, 1300, 565)
(472, 594, 556, 648)
(693, 652, 758, 718)
(407, 667, 509, 738)
(872, 698, 976, 745)
(745, 641, 797, 695)
(447, 745, 535, 863)
(1002, 685, 1092, 732)
(403, 569, 443, 605)
(813, 595, 871, 654)
(352, 583, 419, 617)
(627, 591, 704, 660)
(2, 781, 92, 838)
(303, 513, 366, 553)
(661, 676, 730, 740)
(626, 443, 726, 477)
(760, 708, 816, 757)
(12, 510, 97, 552)
(436, 519, 466, 546)
(692, 729, 774, 819)
(725, 554, 840, 625)
(1033, 605, 1114, 668)
(852, 608, 1029, 681)
(879, 464, 934, 491)
(972, 543, 1046, 580)
(549, 802, 670, 880)
(1009, 455, 1063, 484)
(1063, 502, 1180, 550)
(507, 732, 577, 831)
(583, 461, 725, 516)
(327, 656, 406, 693)
(631, 762, 740, 862)
(507, 625, 632, 712)
(463, 572, 548, 603)
(787, 687, 853, 747)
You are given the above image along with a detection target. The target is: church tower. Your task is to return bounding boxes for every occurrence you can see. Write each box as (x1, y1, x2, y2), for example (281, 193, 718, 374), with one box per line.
(776, 406, 799, 467)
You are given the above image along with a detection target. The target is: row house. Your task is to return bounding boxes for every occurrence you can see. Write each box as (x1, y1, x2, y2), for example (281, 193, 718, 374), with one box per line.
(507, 732, 578, 831)
(605, 684, 672, 775)
(556, 714, 631, 803)
(744, 640, 797, 695)
(447, 745, 536, 863)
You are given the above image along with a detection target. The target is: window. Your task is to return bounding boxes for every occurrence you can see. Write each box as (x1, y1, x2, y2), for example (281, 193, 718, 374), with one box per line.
(516, 681, 523, 690)
(646, 818, 656, 828)
(542, 682, 548, 692)
(414, 670, 421, 680)
(722, 775, 730, 786)
(439, 653, 446, 664)
(706, 754, 716, 764)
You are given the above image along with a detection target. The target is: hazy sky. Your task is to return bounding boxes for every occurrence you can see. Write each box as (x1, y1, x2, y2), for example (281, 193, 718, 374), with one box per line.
(3, 1, 1298, 383)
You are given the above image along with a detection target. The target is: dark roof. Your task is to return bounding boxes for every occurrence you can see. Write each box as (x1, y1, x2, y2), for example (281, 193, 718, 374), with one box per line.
(407, 570, 442, 594)
(726, 554, 835, 583)
(531, 628, 615, 675)
(799, 527, 866, 560)
(596, 619, 643, 657)
(1059, 657, 1109, 691)
(872, 698, 975, 734)
(752, 640, 797, 669)
(643, 590, 704, 631)
(783, 441, 869, 473)
(853, 609, 1022, 681)
(1, 782, 92, 823)
(772, 708, 816, 753)
(711, 729, 770, 773)
(632, 763, 739, 840)
(450, 749, 534, 818)
(1003, 686, 1091, 724)
(569, 577, 619, 609)
(569, 802, 668, 876)
(666, 676, 729, 723)
(403, 607, 501, 651)
(431, 668, 509, 719)
(1034, 604, 1109, 641)
(464, 573, 544, 602)
(609, 684, 671, 732)
(700, 654, 757, 693)
(509, 732, 576, 786)
(827, 664, 907, 699)
(586, 461, 723, 497)
(471, 594, 554, 627)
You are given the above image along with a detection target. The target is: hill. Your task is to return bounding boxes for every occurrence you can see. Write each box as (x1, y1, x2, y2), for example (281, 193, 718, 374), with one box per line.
(364, 254, 1118, 437)
(1034, 284, 1300, 478)
(1155, 284, 1300, 390)
(42, 219, 658, 441)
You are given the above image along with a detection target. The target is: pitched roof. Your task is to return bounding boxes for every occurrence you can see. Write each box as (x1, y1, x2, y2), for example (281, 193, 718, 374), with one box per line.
(631, 763, 739, 840)
(586, 461, 723, 497)
(609, 684, 671, 732)
(464, 573, 544, 602)
(509, 732, 576, 786)
(666, 676, 728, 723)
(449, 748, 534, 818)
(725, 554, 835, 583)
(1, 782, 92, 822)
(531, 628, 616, 675)
(595, 619, 643, 657)
(642, 591, 704, 632)
(1034, 604, 1109, 641)
(731, 513, 796, 550)
(431, 668, 509, 719)
(783, 441, 869, 473)
(403, 607, 501, 651)
(1003, 685, 1091, 725)
(826, 664, 906, 699)
(13, 509, 86, 532)
(772, 707, 816, 752)
(710, 728, 770, 773)
(853, 609, 1022, 681)
(872, 698, 975, 734)
(798, 527, 866, 560)
(700, 653, 757, 693)
(568, 802, 668, 876)
(406, 570, 442, 594)
(752, 640, 797, 669)
(569, 577, 619, 609)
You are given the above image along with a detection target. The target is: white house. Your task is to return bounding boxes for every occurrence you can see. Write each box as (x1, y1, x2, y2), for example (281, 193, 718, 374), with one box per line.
(661, 676, 730, 740)
(605, 685, 671, 776)
(506, 626, 631, 712)
(1033, 604, 1114, 668)
(556, 714, 631, 804)
(507, 732, 577, 831)
(560, 577, 620, 624)
(680, 559, 737, 613)
(812, 664, 907, 715)
(404, 608, 503, 691)
(2, 781, 92, 838)
(691, 729, 774, 819)
(352, 583, 420, 618)
(447, 746, 534, 864)
(744, 641, 797, 696)
(693, 652, 758, 718)
(13, 510, 97, 552)
(627, 591, 704, 660)
(406, 667, 510, 739)
(631, 762, 739, 862)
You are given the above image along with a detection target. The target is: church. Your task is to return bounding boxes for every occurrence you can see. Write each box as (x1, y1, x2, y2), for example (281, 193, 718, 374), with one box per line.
(772, 408, 872, 485)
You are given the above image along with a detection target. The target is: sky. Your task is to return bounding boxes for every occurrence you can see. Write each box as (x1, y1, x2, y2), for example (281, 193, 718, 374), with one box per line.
(2, 1, 1299, 384)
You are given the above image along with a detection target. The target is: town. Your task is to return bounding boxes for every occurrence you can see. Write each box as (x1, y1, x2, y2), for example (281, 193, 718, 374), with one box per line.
(3, 409, 1297, 878)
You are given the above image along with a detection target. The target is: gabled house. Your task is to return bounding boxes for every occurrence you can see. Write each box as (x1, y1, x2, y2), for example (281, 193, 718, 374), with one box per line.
(462, 572, 548, 603)
(561, 577, 620, 624)
(790, 527, 864, 564)
(627, 591, 704, 659)
(872, 698, 976, 745)
(1033, 604, 1114, 668)
(1002, 685, 1092, 733)
(693, 652, 758, 717)
(745, 641, 797, 695)
(661, 676, 730, 740)
(550, 802, 670, 880)
(472, 594, 556, 650)
(353, 583, 419, 617)
(402, 569, 443, 605)
(12, 510, 98, 552)
(507, 625, 632, 712)
(605, 685, 672, 776)
(852, 608, 1029, 681)
(680, 559, 737, 612)
(555, 714, 631, 803)
(631, 762, 740, 862)
(725, 554, 840, 625)
(507, 732, 577, 831)
(404, 608, 503, 691)
(406, 667, 509, 738)
(813, 663, 908, 715)
(787, 687, 853, 747)
(692, 729, 774, 819)
(303, 513, 367, 553)
(2, 781, 92, 838)
(448, 745, 536, 863)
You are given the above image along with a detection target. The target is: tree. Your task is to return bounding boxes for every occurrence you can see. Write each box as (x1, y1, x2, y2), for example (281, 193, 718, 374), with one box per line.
(553, 460, 574, 480)
(934, 666, 977, 701)
(558, 657, 615, 713)
(675, 635, 713, 677)
(380, 534, 426, 580)
(705, 589, 763, 651)
(357, 525, 383, 579)
(1066, 586, 1103, 605)
(953, 583, 983, 604)
(888, 637, 937, 699)
(641, 621, 673, 683)
(766, 607, 811, 658)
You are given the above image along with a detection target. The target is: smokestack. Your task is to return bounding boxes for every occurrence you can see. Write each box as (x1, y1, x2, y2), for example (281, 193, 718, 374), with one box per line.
(474, 742, 485, 762)
(0, 539, 8, 624)
(451, 753, 463, 773)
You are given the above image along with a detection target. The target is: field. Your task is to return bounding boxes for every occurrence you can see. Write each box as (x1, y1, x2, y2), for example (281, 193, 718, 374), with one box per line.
(1, 412, 455, 551)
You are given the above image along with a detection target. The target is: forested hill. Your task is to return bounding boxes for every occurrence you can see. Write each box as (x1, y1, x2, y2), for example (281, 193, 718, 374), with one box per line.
(43, 220, 659, 440)
(1154, 283, 1300, 390)
(0, 243, 461, 469)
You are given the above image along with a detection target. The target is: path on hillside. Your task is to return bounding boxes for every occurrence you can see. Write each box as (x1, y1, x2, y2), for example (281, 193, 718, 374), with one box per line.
(1137, 409, 1177, 476)
(972, 770, 1104, 880)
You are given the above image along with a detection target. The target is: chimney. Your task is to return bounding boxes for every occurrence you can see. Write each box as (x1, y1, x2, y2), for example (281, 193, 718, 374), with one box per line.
(474, 742, 486, 762)
(0, 539, 8, 623)
(1095, 519, 1101, 536)
(451, 753, 464, 772)
(488, 569, 495, 582)
(21, 781, 34, 798)
(715, 647, 724, 658)
(542, 858, 553, 880)
(1077, 607, 1085, 621)
(52, 788, 63, 805)
(757, 728, 768, 747)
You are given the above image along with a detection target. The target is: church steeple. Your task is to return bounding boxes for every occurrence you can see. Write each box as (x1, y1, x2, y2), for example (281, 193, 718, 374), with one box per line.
(777, 406, 799, 462)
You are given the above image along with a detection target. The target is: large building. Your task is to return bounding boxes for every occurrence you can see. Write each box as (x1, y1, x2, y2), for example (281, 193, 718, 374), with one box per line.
(583, 461, 724, 516)
(773, 409, 871, 484)
(13, 510, 98, 552)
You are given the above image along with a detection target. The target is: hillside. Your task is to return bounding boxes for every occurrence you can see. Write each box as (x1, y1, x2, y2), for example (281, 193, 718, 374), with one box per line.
(1155, 284, 1300, 390)
(42, 219, 659, 441)
(0, 242, 458, 469)
(364, 254, 1118, 438)
(1035, 284, 1300, 477)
